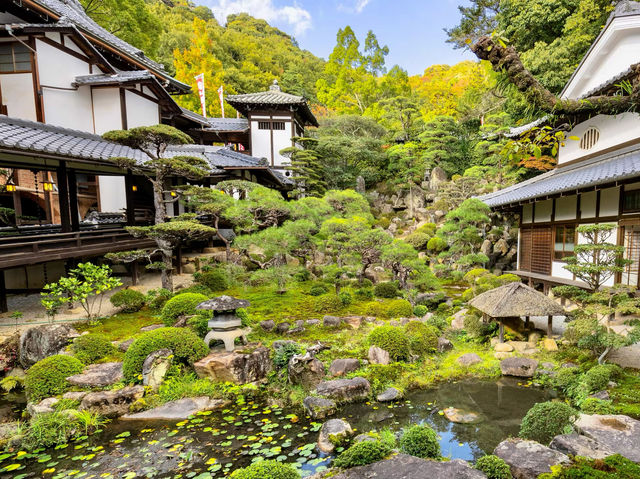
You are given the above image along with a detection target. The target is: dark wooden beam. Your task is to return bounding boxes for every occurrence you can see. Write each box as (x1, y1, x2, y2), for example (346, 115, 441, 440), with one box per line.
(124, 170, 136, 226)
(67, 168, 80, 231)
(0, 270, 7, 313)
(57, 162, 71, 233)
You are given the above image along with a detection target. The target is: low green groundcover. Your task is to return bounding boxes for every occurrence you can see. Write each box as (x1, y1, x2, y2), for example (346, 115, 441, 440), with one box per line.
(539, 454, 640, 478)
(229, 459, 300, 479)
(334, 440, 391, 468)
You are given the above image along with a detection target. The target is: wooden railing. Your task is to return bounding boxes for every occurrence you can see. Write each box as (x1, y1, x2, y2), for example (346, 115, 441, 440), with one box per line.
(0, 228, 155, 269)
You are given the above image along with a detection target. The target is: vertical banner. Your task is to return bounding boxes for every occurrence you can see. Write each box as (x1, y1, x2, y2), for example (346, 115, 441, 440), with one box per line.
(194, 73, 206, 117)
(218, 85, 225, 118)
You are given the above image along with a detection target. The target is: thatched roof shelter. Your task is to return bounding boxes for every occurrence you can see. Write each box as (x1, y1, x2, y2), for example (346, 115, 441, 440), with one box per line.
(468, 282, 566, 341)
(469, 282, 566, 317)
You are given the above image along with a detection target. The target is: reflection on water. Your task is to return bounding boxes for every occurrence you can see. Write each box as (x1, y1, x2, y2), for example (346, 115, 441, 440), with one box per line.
(0, 379, 551, 477)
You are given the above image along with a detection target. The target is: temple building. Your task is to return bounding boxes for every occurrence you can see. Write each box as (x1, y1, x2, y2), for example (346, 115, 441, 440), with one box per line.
(480, 1, 640, 292)
(0, 0, 317, 311)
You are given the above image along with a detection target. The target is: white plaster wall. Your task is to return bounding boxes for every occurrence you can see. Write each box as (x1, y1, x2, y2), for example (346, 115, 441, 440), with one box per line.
(92, 88, 122, 134)
(580, 191, 597, 218)
(552, 261, 575, 280)
(577, 224, 618, 286)
(272, 127, 292, 167)
(43, 86, 93, 131)
(0, 73, 37, 121)
(599, 187, 620, 217)
(558, 113, 640, 165)
(564, 18, 640, 99)
(522, 204, 533, 223)
(98, 176, 126, 213)
(534, 199, 553, 223)
(250, 122, 272, 162)
(125, 90, 159, 128)
(555, 195, 577, 221)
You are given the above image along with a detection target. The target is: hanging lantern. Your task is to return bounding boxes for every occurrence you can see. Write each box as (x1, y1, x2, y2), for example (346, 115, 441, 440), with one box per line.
(4, 181, 16, 192)
(170, 191, 177, 197)
(132, 185, 138, 192)
(42, 180, 54, 192)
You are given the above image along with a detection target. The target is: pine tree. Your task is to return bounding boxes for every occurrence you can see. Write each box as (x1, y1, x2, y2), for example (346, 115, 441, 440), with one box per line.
(281, 137, 327, 198)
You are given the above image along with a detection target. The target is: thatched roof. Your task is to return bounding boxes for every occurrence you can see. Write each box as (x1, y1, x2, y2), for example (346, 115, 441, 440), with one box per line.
(468, 282, 566, 318)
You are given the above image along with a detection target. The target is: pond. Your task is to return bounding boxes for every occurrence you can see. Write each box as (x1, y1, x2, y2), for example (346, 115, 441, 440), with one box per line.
(0, 379, 553, 478)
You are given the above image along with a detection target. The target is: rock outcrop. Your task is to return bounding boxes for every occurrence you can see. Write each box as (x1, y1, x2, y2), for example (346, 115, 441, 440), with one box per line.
(19, 325, 78, 367)
(79, 386, 145, 418)
(494, 438, 570, 479)
(368, 345, 390, 365)
(122, 397, 227, 420)
(574, 414, 640, 463)
(288, 353, 326, 388)
(377, 387, 402, 402)
(67, 362, 123, 388)
(303, 397, 336, 419)
(329, 358, 360, 377)
(315, 377, 370, 403)
(457, 353, 482, 366)
(142, 349, 173, 391)
(500, 357, 538, 378)
(549, 433, 615, 460)
(317, 418, 353, 453)
(194, 346, 271, 384)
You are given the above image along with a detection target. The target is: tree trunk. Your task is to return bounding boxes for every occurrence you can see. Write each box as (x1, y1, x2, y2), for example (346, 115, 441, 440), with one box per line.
(152, 176, 174, 291)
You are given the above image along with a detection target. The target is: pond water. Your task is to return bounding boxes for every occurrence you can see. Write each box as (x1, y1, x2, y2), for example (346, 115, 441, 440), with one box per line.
(0, 379, 552, 479)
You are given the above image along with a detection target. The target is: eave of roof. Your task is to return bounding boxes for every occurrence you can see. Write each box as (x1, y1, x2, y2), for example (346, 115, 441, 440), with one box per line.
(20, 0, 190, 93)
(479, 143, 640, 207)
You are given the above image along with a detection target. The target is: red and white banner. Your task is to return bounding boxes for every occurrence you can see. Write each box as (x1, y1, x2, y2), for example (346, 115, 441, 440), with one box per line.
(194, 73, 206, 117)
(238, 143, 245, 151)
(218, 85, 225, 118)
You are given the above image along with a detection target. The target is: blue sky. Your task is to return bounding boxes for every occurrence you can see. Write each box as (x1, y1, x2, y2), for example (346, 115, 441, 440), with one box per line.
(198, 0, 476, 76)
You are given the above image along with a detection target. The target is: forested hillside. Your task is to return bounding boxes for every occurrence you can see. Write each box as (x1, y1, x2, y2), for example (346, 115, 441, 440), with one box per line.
(80, 0, 620, 195)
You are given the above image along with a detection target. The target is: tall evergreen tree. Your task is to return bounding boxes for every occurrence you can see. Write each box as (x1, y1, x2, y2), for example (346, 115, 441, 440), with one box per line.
(281, 137, 327, 198)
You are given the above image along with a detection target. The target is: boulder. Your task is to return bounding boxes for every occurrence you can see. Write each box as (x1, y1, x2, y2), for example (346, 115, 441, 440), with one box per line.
(543, 338, 558, 352)
(589, 390, 610, 400)
(276, 322, 290, 334)
(495, 343, 514, 353)
(500, 357, 538, 378)
(194, 347, 271, 384)
(288, 353, 326, 389)
(27, 397, 59, 416)
(457, 353, 482, 367)
(0, 333, 19, 375)
(328, 358, 360, 377)
(315, 377, 370, 403)
(437, 336, 453, 353)
(0, 422, 21, 447)
(443, 407, 482, 424)
(317, 418, 353, 453)
(271, 340, 298, 351)
(368, 345, 390, 365)
(493, 238, 509, 255)
(140, 324, 163, 332)
(451, 309, 467, 330)
(306, 319, 321, 326)
(429, 166, 448, 190)
(142, 349, 173, 391)
(494, 438, 570, 479)
(260, 320, 276, 332)
(377, 387, 402, 402)
(574, 414, 640, 463)
(342, 316, 363, 329)
(549, 433, 615, 460)
(67, 362, 124, 388)
(328, 454, 486, 479)
(481, 239, 492, 257)
(494, 352, 512, 360)
(323, 316, 342, 328)
(288, 323, 305, 334)
(118, 338, 135, 352)
(354, 433, 377, 443)
(122, 397, 227, 420)
(79, 386, 144, 418)
(62, 391, 88, 402)
(19, 324, 79, 367)
(303, 396, 336, 420)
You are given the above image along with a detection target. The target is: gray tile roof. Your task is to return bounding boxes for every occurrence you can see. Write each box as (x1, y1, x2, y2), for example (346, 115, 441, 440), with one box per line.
(0, 115, 289, 186)
(577, 67, 635, 99)
(73, 71, 154, 86)
(479, 144, 640, 207)
(30, 0, 190, 92)
(204, 118, 249, 132)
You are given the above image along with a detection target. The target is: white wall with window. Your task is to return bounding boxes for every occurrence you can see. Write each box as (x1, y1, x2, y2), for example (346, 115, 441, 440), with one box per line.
(0, 40, 37, 121)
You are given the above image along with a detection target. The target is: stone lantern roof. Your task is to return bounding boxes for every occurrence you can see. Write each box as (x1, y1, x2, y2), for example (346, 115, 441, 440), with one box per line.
(196, 295, 251, 311)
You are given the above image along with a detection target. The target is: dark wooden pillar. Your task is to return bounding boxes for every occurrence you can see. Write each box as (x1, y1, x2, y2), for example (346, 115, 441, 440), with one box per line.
(524, 316, 530, 330)
(175, 246, 182, 275)
(57, 163, 71, 233)
(124, 170, 136, 226)
(67, 169, 80, 231)
(499, 319, 504, 343)
(0, 271, 7, 313)
(547, 315, 553, 337)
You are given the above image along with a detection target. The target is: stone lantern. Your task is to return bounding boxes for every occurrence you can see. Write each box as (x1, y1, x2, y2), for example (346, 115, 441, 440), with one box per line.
(196, 295, 251, 352)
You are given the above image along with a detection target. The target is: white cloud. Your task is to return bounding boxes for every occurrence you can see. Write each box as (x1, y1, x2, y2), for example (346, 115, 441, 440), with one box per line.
(338, 0, 372, 13)
(206, 0, 312, 36)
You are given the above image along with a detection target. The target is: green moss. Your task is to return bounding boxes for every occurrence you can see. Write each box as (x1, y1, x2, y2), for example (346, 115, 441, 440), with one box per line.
(475, 455, 512, 479)
(110, 289, 146, 313)
(229, 460, 300, 479)
(25, 355, 84, 401)
(538, 454, 640, 478)
(313, 294, 344, 313)
(369, 326, 410, 361)
(71, 334, 114, 364)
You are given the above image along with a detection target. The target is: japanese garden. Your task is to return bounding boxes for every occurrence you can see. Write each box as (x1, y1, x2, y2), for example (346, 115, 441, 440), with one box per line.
(2, 1, 640, 478)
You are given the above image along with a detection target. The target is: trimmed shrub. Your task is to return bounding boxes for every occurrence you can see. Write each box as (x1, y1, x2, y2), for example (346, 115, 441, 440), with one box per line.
(187, 313, 210, 338)
(385, 299, 413, 318)
(427, 236, 447, 252)
(405, 232, 431, 251)
(25, 355, 84, 401)
(359, 278, 373, 288)
(368, 326, 411, 361)
(122, 327, 208, 382)
(309, 285, 328, 296)
(580, 398, 616, 415)
(404, 321, 438, 356)
(413, 305, 428, 317)
(519, 401, 578, 444)
(109, 289, 146, 313)
(582, 364, 622, 394)
(334, 440, 391, 468)
(194, 270, 229, 292)
(71, 334, 114, 364)
(339, 291, 353, 306)
(475, 455, 512, 479)
(374, 282, 399, 299)
(176, 284, 213, 296)
(229, 459, 300, 479)
(314, 294, 343, 313)
(146, 288, 173, 311)
(399, 424, 440, 459)
(354, 287, 374, 300)
(415, 223, 437, 236)
(161, 293, 208, 326)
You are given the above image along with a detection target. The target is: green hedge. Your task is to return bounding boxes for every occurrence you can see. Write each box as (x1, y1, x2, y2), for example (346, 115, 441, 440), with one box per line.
(160, 292, 209, 326)
(25, 355, 84, 401)
(368, 325, 410, 361)
(229, 460, 300, 479)
(122, 327, 208, 382)
(71, 334, 114, 364)
(404, 321, 438, 356)
(374, 282, 399, 298)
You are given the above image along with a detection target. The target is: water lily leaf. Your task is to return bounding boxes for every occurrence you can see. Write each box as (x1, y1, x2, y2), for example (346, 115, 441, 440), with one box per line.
(3, 463, 23, 471)
(116, 432, 131, 439)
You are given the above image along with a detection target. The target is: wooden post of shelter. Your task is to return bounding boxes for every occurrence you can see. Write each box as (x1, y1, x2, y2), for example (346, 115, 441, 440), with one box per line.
(524, 316, 530, 329)
(499, 319, 504, 343)
(68, 169, 80, 231)
(547, 315, 553, 337)
(57, 163, 71, 233)
(0, 270, 7, 314)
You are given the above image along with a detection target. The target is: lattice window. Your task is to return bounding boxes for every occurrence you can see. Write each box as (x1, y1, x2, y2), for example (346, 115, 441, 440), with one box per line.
(258, 121, 270, 130)
(622, 226, 640, 288)
(0, 43, 31, 73)
(579, 127, 600, 150)
(272, 121, 285, 130)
